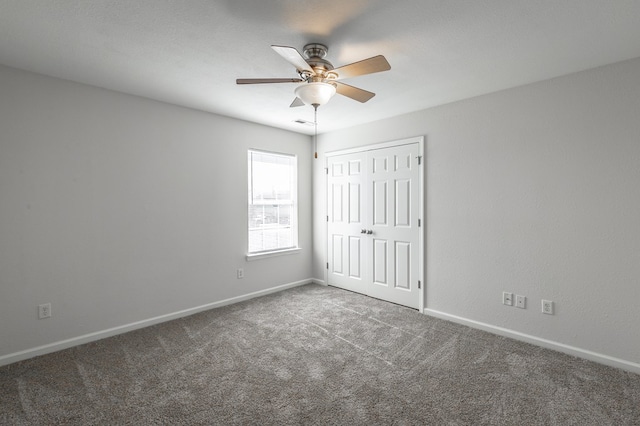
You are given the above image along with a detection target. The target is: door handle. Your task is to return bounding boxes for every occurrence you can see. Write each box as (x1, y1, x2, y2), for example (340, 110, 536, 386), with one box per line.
(361, 229, 367, 234)
(366, 229, 373, 235)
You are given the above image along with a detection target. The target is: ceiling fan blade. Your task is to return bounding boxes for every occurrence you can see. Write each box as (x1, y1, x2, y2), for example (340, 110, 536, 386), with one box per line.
(236, 78, 303, 84)
(333, 55, 391, 80)
(290, 97, 305, 108)
(271, 45, 314, 74)
(335, 82, 375, 103)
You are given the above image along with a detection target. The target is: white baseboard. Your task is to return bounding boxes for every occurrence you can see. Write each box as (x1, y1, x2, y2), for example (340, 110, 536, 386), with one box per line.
(0, 279, 313, 367)
(424, 308, 640, 375)
(311, 278, 326, 285)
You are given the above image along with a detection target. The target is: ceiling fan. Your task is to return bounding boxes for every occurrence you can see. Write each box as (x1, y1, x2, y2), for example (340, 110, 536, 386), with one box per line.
(236, 43, 391, 107)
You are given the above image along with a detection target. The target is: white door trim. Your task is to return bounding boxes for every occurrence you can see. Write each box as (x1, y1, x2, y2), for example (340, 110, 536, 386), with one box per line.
(325, 136, 425, 312)
(326, 136, 423, 158)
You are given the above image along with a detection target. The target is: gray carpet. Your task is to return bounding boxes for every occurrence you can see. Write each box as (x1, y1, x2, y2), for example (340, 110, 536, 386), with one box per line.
(1, 283, 639, 425)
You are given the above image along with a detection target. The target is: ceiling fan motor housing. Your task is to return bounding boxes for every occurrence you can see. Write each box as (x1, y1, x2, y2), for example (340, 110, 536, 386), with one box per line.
(300, 43, 336, 82)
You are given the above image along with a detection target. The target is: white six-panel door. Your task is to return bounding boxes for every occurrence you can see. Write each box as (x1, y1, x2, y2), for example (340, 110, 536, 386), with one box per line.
(327, 141, 422, 309)
(327, 151, 367, 293)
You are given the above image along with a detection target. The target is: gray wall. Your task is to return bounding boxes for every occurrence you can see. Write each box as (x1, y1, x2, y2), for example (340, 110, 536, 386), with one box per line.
(313, 58, 640, 370)
(0, 65, 313, 360)
(3, 56, 639, 372)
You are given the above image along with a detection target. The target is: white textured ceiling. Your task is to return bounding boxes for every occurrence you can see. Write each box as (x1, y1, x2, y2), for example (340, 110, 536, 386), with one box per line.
(2, 0, 640, 135)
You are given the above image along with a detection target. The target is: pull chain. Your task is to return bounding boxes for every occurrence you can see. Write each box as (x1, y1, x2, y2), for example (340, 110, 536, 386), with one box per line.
(313, 104, 318, 159)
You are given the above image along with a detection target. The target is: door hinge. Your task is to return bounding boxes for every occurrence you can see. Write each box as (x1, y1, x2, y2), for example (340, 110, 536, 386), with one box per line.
(418, 280, 421, 289)
(326, 262, 329, 270)
(326, 215, 329, 222)
(325, 168, 329, 174)
(416, 155, 422, 165)
(418, 218, 421, 227)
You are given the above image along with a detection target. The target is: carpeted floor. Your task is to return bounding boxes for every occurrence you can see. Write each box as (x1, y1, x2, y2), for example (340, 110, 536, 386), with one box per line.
(1, 283, 639, 425)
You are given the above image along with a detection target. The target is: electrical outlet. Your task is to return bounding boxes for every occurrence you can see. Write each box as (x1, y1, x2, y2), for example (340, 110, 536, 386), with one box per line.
(237, 268, 244, 279)
(542, 299, 554, 315)
(502, 292, 513, 306)
(38, 303, 52, 319)
(515, 295, 526, 309)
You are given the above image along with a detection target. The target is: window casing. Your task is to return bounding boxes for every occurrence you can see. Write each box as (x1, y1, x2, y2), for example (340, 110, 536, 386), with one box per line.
(248, 150, 298, 255)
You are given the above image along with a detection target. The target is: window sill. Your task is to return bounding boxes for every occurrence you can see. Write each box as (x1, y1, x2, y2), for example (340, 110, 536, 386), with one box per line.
(246, 247, 301, 262)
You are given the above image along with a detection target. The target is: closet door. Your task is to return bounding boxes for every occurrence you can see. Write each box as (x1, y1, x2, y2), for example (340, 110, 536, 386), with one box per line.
(366, 143, 420, 308)
(327, 152, 367, 293)
(327, 142, 421, 309)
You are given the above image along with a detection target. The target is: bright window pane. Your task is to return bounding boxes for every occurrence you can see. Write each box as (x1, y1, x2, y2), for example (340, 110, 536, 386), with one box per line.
(248, 150, 297, 254)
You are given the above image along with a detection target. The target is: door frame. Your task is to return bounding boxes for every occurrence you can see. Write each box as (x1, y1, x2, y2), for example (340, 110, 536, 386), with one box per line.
(324, 136, 425, 312)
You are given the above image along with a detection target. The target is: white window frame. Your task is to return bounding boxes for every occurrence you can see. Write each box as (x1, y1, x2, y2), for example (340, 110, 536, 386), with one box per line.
(246, 149, 300, 261)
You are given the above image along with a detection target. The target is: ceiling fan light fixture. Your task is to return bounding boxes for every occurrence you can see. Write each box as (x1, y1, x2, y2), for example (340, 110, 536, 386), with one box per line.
(295, 82, 336, 106)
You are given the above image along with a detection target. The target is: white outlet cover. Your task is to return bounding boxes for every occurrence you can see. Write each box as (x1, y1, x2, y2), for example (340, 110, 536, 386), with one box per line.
(542, 299, 554, 315)
(38, 303, 52, 319)
(516, 295, 526, 309)
(502, 292, 513, 306)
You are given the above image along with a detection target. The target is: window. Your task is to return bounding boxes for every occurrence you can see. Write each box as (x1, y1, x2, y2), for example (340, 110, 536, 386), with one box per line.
(248, 150, 298, 255)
